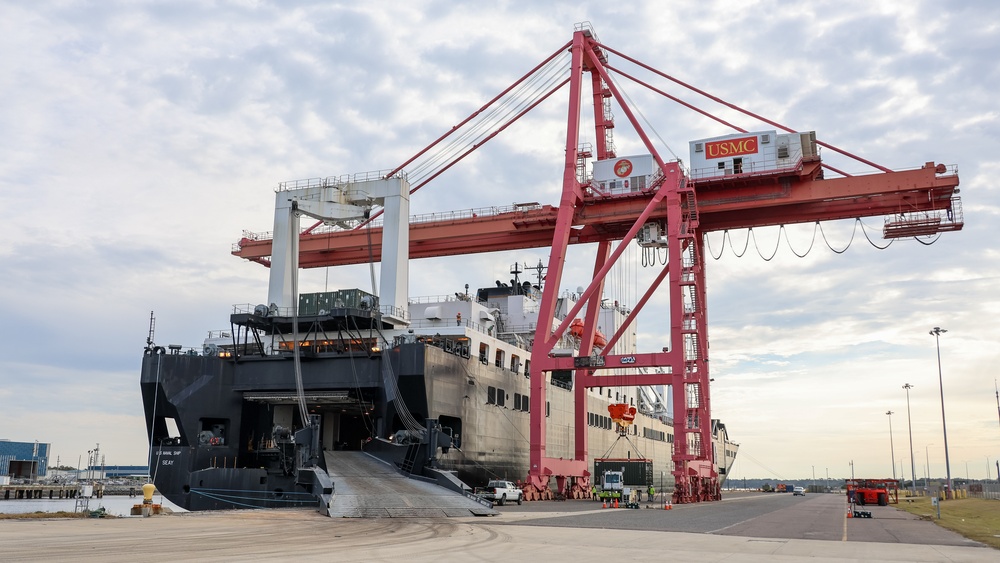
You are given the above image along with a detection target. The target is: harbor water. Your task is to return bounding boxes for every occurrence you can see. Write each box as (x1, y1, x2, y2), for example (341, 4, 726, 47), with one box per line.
(0, 494, 185, 517)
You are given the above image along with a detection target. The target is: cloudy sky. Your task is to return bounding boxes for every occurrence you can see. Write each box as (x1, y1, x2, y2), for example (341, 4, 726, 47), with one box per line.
(2, 1, 997, 483)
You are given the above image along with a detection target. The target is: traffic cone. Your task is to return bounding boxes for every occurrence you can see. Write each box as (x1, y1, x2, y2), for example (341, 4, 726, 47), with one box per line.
(663, 501, 667, 510)
(602, 499, 607, 509)
(614, 498, 619, 509)
(667, 501, 672, 510)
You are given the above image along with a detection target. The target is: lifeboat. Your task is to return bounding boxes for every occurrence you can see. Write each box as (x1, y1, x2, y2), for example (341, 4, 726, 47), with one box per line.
(593, 330, 606, 349)
(608, 403, 637, 427)
(569, 319, 607, 349)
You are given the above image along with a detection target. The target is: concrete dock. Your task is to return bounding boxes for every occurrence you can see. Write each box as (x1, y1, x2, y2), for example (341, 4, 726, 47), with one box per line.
(0, 492, 995, 562)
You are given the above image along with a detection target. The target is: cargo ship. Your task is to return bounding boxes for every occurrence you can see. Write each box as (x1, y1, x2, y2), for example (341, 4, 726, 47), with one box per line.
(140, 257, 738, 511)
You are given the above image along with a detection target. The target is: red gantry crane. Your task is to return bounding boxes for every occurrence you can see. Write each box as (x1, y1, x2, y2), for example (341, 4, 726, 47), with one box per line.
(233, 24, 962, 504)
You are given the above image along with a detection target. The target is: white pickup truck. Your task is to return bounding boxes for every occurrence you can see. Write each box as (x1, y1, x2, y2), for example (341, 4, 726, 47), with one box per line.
(477, 480, 523, 505)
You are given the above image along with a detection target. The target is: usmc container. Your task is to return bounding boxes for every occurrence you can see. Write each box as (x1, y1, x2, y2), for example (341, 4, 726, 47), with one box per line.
(592, 154, 656, 193)
(688, 130, 817, 181)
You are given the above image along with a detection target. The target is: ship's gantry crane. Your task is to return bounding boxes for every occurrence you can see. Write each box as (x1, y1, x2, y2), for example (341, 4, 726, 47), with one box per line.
(233, 25, 962, 504)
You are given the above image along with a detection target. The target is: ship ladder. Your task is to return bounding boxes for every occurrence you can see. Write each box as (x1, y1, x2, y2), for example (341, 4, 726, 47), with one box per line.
(401, 443, 420, 474)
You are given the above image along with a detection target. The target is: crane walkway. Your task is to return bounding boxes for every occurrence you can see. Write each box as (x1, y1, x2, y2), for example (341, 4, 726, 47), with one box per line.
(324, 451, 495, 518)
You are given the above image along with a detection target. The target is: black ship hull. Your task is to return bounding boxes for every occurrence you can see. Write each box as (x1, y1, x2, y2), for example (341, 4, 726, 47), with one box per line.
(141, 308, 736, 511)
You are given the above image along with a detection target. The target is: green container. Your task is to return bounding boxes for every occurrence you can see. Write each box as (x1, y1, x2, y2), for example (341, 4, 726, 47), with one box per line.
(315, 292, 335, 313)
(298, 293, 318, 316)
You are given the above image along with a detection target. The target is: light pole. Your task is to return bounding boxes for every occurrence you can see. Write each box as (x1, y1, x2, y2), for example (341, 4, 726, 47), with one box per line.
(995, 379, 1000, 433)
(886, 410, 897, 481)
(926, 444, 933, 487)
(930, 327, 953, 499)
(903, 383, 917, 495)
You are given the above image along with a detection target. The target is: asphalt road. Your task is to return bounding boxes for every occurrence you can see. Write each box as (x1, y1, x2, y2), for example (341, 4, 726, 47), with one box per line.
(489, 491, 984, 547)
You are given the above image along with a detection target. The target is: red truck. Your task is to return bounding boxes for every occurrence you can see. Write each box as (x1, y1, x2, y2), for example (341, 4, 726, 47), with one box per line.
(846, 479, 899, 506)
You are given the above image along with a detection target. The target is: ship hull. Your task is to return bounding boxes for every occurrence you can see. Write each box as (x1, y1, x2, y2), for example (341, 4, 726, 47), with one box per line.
(141, 338, 736, 511)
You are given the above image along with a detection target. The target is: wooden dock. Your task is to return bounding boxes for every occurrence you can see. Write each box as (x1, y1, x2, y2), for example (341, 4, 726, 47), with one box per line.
(1, 485, 82, 500)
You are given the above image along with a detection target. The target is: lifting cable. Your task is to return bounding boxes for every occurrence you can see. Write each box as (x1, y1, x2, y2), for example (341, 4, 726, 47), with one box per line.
(638, 246, 667, 267)
(606, 70, 681, 163)
(370, 326, 424, 435)
(407, 55, 570, 187)
(343, 319, 377, 439)
(700, 218, 936, 261)
(599, 432, 643, 460)
(289, 210, 311, 428)
(735, 449, 786, 482)
(361, 221, 424, 435)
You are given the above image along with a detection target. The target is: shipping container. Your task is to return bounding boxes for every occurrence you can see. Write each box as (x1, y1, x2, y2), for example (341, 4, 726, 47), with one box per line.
(688, 130, 817, 181)
(298, 293, 318, 316)
(592, 154, 656, 194)
(594, 458, 653, 487)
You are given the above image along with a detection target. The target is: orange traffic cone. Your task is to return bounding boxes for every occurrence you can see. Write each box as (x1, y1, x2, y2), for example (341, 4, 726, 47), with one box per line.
(667, 501, 672, 510)
(602, 499, 607, 509)
(613, 498, 619, 509)
(663, 501, 668, 510)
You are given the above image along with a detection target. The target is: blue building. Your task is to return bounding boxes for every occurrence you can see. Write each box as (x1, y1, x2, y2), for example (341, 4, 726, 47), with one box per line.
(96, 465, 149, 479)
(0, 439, 49, 479)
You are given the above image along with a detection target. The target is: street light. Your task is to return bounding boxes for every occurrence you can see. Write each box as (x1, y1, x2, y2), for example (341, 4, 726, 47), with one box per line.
(930, 326, 953, 499)
(926, 444, 933, 487)
(903, 383, 917, 495)
(886, 410, 897, 481)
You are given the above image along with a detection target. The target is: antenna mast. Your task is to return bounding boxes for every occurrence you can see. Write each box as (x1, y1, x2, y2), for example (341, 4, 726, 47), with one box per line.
(146, 311, 156, 350)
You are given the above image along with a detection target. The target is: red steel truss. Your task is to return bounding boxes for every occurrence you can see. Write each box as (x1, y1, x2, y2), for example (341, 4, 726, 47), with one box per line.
(232, 28, 962, 504)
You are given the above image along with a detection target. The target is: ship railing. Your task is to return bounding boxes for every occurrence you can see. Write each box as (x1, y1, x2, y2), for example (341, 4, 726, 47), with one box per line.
(235, 202, 546, 244)
(408, 294, 469, 304)
(380, 304, 409, 322)
(231, 303, 289, 316)
(689, 154, 806, 182)
(276, 169, 406, 192)
(407, 318, 494, 335)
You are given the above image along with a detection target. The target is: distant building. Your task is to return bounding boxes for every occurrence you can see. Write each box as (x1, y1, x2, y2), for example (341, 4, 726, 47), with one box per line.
(0, 439, 50, 480)
(96, 465, 149, 479)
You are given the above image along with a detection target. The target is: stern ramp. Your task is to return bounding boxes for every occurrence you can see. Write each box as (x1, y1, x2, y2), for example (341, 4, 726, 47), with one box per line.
(325, 451, 494, 518)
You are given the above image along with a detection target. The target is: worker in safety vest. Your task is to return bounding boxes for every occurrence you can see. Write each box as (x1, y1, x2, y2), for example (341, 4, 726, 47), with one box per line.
(648, 484, 655, 502)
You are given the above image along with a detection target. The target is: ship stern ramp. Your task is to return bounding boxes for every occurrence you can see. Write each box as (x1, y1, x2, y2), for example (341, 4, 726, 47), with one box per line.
(324, 451, 495, 517)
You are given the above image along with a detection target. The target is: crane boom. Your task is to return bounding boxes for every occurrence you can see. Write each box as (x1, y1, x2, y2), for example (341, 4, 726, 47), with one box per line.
(233, 160, 960, 267)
